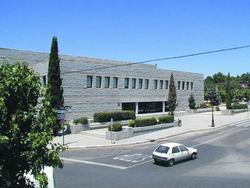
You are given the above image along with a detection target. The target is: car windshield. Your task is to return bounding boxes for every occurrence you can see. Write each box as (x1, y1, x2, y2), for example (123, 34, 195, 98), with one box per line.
(156, 145, 169, 153)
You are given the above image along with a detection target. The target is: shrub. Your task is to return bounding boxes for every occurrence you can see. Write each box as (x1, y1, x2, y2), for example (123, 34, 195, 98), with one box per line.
(128, 120, 136, 127)
(73, 117, 88, 125)
(134, 117, 157, 127)
(94, 111, 135, 122)
(108, 122, 122, 132)
(231, 103, 247, 109)
(158, 115, 174, 124)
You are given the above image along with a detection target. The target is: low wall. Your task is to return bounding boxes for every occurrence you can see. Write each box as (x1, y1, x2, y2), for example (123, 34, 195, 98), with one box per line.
(105, 121, 177, 141)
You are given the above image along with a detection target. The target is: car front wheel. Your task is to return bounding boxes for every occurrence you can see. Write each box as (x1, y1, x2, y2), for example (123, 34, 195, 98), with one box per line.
(191, 153, 197, 160)
(168, 159, 175, 166)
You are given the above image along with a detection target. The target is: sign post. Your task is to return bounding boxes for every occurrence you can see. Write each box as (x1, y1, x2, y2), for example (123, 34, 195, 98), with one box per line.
(57, 109, 66, 145)
(110, 118, 113, 144)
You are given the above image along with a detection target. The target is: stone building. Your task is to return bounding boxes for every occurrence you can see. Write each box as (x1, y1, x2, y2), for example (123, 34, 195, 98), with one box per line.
(0, 48, 204, 120)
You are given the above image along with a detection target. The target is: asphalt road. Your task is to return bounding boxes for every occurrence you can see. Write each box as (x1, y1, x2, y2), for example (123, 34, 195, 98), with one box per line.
(55, 119, 250, 188)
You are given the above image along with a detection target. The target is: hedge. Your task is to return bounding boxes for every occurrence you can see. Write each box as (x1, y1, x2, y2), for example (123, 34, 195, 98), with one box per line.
(108, 123, 122, 132)
(158, 115, 174, 124)
(134, 117, 157, 127)
(128, 120, 135, 127)
(73, 117, 88, 125)
(94, 111, 136, 122)
(231, 103, 247, 109)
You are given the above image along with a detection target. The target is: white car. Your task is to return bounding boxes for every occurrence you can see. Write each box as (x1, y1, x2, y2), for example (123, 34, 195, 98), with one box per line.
(152, 142, 198, 166)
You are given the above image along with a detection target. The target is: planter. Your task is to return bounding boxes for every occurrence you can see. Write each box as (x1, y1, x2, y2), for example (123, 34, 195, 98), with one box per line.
(221, 109, 233, 116)
(232, 109, 247, 113)
(105, 127, 133, 141)
(70, 123, 89, 134)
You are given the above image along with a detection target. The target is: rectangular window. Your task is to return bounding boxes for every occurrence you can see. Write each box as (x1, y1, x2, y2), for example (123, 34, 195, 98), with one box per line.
(87, 75, 93, 88)
(105, 77, 110, 88)
(145, 79, 149, 89)
(165, 80, 169, 89)
(178, 81, 181, 90)
(124, 78, 129, 88)
(182, 81, 185, 90)
(113, 77, 118, 88)
(160, 80, 163, 89)
(96, 76, 102, 88)
(186, 82, 189, 90)
(191, 82, 194, 90)
(132, 78, 136, 89)
(154, 80, 158, 89)
(139, 79, 143, 89)
(42, 75, 46, 87)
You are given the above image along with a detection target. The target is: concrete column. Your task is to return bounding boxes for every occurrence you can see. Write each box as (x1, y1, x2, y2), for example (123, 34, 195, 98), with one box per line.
(162, 101, 165, 112)
(135, 102, 139, 115)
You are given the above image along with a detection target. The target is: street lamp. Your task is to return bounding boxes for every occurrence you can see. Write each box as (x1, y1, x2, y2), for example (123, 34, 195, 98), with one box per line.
(208, 90, 218, 127)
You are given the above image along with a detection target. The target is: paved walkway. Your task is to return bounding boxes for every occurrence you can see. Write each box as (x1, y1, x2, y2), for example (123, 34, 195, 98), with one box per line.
(53, 111, 250, 149)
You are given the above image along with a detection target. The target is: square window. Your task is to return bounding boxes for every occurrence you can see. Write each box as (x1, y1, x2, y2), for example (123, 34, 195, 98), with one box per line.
(160, 80, 163, 89)
(87, 75, 93, 88)
(178, 81, 181, 90)
(96, 76, 102, 88)
(124, 78, 129, 88)
(145, 79, 149, 89)
(165, 80, 169, 89)
(113, 77, 118, 88)
(105, 77, 110, 88)
(132, 78, 136, 89)
(154, 80, 158, 89)
(139, 79, 143, 89)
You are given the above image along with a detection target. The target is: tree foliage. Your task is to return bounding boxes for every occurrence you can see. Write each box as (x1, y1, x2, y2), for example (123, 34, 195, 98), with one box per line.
(167, 73, 177, 116)
(204, 72, 250, 102)
(47, 36, 64, 134)
(188, 94, 196, 109)
(0, 62, 64, 188)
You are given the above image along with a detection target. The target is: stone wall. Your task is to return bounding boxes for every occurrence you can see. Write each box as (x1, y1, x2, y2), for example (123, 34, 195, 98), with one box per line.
(0, 48, 204, 120)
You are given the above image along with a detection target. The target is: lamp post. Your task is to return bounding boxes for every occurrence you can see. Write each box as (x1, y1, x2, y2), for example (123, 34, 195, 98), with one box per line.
(208, 90, 218, 127)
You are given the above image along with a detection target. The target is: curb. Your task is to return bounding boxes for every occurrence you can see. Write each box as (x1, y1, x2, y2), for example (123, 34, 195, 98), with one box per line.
(65, 119, 249, 150)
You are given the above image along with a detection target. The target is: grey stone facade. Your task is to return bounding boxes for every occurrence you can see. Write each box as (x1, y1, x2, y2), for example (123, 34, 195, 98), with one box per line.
(0, 48, 204, 120)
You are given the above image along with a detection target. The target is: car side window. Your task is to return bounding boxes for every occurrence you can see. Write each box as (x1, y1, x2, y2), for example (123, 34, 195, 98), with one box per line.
(179, 145, 188, 152)
(172, 146, 180, 154)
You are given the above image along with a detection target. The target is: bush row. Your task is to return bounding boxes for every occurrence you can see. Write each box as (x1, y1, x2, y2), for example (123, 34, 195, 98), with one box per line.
(94, 111, 135, 122)
(73, 117, 88, 125)
(108, 123, 122, 132)
(128, 115, 174, 127)
(231, 103, 247, 109)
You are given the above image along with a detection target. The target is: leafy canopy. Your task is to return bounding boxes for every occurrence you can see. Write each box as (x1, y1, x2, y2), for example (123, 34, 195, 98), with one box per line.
(0, 62, 64, 188)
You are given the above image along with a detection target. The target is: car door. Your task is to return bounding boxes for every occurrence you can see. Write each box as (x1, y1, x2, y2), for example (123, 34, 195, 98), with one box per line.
(179, 145, 189, 160)
(171, 146, 182, 162)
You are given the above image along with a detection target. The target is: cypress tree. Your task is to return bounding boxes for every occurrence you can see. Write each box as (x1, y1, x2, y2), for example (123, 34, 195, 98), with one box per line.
(47, 36, 64, 134)
(168, 73, 177, 116)
(188, 94, 196, 109)
(225, 72, 232, 109)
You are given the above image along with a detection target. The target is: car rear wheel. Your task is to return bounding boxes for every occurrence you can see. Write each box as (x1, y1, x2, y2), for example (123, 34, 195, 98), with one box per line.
(191, 153, 197, 160)
(168, 159, 175, 166)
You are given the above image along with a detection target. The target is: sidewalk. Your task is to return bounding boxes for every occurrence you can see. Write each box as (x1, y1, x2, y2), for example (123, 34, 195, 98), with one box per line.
(53, 111, 250, 149)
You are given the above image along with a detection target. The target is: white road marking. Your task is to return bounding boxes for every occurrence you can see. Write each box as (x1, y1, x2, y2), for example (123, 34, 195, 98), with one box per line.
(61, 122, 247, 170)
(113, 153, 151, 163)
(61, 157, 127, 170)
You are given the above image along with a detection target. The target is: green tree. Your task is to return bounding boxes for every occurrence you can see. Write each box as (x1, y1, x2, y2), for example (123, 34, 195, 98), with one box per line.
(47, 36, 64, 134)
(225, 73, 233, 109)
(0, 62, 64, 188)
(167, 73, 177, 116)
(188, 94, 196, 109)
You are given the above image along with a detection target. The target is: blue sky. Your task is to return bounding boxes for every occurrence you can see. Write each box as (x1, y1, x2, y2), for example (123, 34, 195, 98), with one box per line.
(0, 0, 249, 77)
